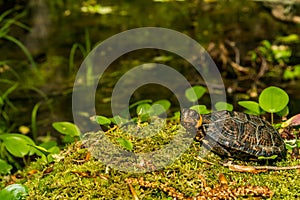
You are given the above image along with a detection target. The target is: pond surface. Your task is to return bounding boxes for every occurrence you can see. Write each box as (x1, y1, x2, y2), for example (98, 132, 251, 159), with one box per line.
(1, 0, 300, 137)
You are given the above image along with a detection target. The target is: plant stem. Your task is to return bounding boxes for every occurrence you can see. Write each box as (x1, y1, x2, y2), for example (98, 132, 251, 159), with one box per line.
(31, 102, 41, 143)
(271, 112, 274, 125)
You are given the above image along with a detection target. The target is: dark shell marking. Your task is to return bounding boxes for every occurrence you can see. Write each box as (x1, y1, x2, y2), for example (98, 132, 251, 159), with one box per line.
(180, 109, 287, 160)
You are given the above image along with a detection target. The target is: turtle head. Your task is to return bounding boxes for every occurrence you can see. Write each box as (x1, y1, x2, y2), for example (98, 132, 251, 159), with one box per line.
(180, 108, 203, 133)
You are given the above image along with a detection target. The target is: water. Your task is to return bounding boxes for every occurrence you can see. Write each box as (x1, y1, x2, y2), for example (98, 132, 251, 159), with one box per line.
(1, 0, 300, 136)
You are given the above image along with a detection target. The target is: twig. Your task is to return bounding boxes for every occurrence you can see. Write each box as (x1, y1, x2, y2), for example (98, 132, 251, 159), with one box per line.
(225, 39, 240, 65)
(125, 178, 139, 200)
(221, 161, 300, 173)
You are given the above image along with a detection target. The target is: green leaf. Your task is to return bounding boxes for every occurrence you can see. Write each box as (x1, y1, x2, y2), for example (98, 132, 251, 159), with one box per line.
(95, 116, 111, 126)
(215, 102, 233, 111)
(0, 159, 12, 175)
(48, 146, 60, 154)
(249, 50, 257, 62)
(190, 105, 210, 114)
(63, 135, 76, 143)
(129, 99, 152, 110)
(259, 86, 289, 113)
(27, 144, 51, 157)
(0, 134, 32, 157)
(185, 86, 206, 102)
(283, 68, 295, 81)
(150, 100, 171, 116)
(39, 141, 58, 149)
(261, 40, 271, 49)
(136, 103, 152, 119)
(153, 55, 173, 62)
(52, 122, 81, 137)
(0, 184, 28, 200)
(110, 115, 128, 125)
(4, 139, 29, 157)
(276, 34, 299, 43)
(153, 100, 171, 111)
(150, 104, 165, 116)
(0, 133, 36, 157)
(116, 138, 133, 151)
(238, 101, 261, 115)
(276, 106, 289, 117)
(294, 65, 300, 77)
(172, 111, 180, 119)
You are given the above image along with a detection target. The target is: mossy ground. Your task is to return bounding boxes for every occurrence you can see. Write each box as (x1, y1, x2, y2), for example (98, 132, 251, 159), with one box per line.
(1, 120, 300, 199)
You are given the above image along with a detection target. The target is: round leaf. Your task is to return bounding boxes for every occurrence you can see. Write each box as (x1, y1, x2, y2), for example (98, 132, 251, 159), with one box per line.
(185, 86, 206, 102)
(259, 86, 289, 113)
(150, 100, 171, 116)
(150, 104, 166, 116)
(52, 122, 81, 137)
(215, 102, 233, 111)
(153, 100, 171, 111)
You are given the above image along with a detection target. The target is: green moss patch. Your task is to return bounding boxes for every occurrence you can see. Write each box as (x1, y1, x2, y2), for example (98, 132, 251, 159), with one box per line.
(2, 122, 300, 199)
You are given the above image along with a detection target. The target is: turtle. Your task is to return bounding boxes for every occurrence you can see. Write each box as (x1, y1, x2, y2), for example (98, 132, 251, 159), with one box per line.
(180, 109, 287, 160)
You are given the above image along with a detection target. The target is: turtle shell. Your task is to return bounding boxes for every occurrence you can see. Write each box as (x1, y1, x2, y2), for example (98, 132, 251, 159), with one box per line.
(180, 109, 287, 160)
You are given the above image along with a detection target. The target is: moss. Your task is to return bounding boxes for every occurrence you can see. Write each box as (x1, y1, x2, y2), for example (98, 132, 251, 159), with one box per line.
(2, 121, 300, 199)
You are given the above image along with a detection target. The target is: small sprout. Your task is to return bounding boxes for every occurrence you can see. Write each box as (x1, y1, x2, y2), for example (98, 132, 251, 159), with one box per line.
(259, 86, 289, 124)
